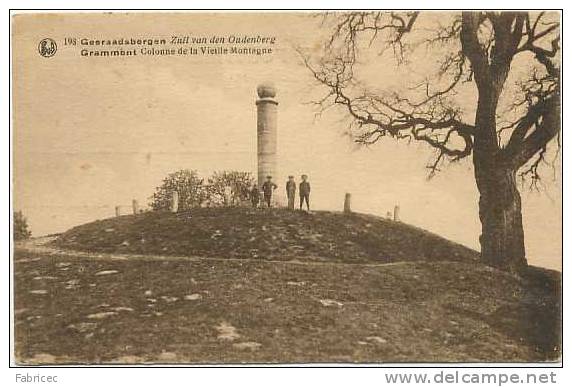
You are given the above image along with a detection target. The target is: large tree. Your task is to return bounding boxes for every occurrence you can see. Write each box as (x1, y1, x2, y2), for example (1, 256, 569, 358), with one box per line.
(302, 11, 560, 272)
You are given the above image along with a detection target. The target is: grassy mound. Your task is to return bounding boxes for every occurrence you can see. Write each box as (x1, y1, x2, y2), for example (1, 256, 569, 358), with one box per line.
(16, 209, 560, 363)
(55, 207, 479, 263)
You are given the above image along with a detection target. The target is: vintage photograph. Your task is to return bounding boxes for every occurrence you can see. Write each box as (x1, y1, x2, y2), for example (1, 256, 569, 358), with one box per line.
(11, 11, 561, 364)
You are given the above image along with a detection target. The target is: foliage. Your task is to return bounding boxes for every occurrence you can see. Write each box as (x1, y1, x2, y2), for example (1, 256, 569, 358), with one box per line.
(207, 171, 255, 206)
(150, 170, 207, 211)
(150, 170, 255, 210)
(14, 211, 31, 241)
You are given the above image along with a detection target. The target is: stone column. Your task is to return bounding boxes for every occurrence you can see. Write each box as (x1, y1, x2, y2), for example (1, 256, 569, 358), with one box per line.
(132, 199, 139, 214)
(171, 191, 179, 213)
(343, 193, 352, 213)
(256, 83, 278, 190)
(393, 205, 400, 222)
(115, 206, 121, 217)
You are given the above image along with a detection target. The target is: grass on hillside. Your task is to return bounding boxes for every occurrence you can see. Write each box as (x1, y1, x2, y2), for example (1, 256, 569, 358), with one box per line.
(54, 208, 479, 264)
(14, 248, 560, 364)
(17, 208, 559, 363)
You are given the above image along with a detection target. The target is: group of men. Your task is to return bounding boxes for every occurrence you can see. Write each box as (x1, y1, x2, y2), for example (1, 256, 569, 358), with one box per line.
(250, 175, 311, 211)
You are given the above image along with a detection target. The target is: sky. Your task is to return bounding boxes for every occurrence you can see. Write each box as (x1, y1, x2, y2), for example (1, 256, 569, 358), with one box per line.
(12, 12, 562, 270)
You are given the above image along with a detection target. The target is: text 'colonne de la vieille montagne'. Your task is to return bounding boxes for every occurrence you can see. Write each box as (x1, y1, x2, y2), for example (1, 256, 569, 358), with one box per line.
(78, 35, 276, 57)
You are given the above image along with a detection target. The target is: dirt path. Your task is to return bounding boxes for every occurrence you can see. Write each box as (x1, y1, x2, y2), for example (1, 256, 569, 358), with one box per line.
(14, 237, 560, 364)
(15, 236, 411, 268)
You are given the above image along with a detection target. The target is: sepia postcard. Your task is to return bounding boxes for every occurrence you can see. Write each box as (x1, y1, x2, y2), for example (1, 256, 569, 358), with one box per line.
(11, 11, 562, 365)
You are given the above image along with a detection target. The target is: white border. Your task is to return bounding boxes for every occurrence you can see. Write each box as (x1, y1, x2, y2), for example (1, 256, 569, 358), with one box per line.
(2, 1, 569, 386)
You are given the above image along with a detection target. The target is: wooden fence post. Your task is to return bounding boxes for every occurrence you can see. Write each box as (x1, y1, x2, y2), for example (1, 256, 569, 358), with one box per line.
(393, 205, 400, 222)
(344, 193, 352, 213)
(171, 191, 179, 213)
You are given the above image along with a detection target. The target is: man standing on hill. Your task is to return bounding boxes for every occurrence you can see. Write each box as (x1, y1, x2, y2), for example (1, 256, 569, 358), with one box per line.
(250, 183, 260, 208)
(299, 174, 311, 211)
(262, 175, 277, 208)
(286, 175, 296, 210)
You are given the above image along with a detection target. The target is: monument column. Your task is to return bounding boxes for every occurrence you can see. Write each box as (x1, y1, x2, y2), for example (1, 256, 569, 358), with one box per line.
(256, 83, 278, 190)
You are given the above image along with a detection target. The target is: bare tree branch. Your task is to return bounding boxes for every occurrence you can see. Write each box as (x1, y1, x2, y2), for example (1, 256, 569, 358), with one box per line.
(303, 11, 560, 182)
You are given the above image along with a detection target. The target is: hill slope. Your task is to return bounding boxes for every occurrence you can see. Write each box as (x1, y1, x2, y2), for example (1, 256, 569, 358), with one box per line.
(14, 244, 561, 363)
(15, 208, 561, 363)
(54, 207, 479, 264)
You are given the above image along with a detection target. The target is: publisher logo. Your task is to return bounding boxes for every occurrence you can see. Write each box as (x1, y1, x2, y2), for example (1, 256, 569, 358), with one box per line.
(38, 38, 57, 58)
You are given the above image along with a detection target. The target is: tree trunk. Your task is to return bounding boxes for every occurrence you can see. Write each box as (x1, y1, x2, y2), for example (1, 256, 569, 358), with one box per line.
(470, 60, 527, 272)
(475, 166, 527, 272)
